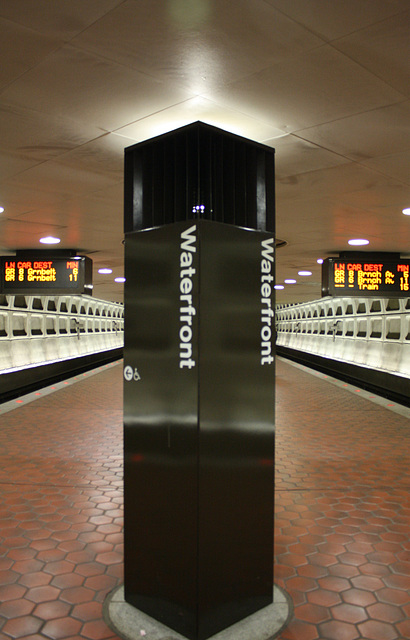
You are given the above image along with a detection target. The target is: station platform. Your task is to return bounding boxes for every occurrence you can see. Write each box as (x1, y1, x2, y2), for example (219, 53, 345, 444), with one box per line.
(0, 357, 409, 640)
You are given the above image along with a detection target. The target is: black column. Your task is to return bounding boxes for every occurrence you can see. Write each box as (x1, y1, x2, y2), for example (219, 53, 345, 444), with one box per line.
(123, 123, 275, 640)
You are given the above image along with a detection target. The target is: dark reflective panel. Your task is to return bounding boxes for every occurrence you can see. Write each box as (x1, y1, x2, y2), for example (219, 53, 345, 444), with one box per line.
(124, 223, 199, 638)
(197, 223, 275, 639)
(123, 221, 275, 640)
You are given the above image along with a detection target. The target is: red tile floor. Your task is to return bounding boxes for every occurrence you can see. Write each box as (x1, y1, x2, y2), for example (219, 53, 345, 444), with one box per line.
(274, 360, 410, 640)
(0, 357, 409, 639)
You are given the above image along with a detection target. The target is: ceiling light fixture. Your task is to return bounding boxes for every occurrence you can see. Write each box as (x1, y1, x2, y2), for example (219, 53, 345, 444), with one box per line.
(0, 206, 4, 214)
(298, 270, 312, 276)
(274, 285, 284, 290)
(402, 208, 410, 216)
(284, 279, 297, 284)
(40, 236, 61, 244)
(98, 268, 113, 274)
(348, 238, 369, 246)
(317, 258, 323, 264)
(114, 277, 126, 283)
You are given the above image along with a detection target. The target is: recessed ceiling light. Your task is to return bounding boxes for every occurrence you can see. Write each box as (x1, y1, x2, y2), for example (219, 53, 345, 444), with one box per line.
(98, 268, 113, 274)
(274, 285, 284, 290)
(403, 208, 410, 216)
(40, 236, 61, 244)
(348, 239, 369, 246)
(114, 277, 126, 283)
(0, 206, 4, 214)
(317, 258, 324, 264)
(284, 279, 297, 284)
(298, 270, 312, 276)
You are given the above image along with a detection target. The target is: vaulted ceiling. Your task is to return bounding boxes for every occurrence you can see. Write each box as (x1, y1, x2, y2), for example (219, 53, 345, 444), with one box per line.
(0, 0, 409, 302)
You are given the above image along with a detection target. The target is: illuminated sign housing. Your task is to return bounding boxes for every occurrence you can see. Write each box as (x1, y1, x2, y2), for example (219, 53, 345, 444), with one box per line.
(322, 255, 410, 297)
(0, 255, 93, 295)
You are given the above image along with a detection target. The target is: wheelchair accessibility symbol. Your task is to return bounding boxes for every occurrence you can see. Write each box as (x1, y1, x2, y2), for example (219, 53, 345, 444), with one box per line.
(124, 365, 141, 382)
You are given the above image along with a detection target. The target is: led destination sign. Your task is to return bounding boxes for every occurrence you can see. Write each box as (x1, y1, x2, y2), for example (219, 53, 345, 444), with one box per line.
(322, 257, 410, 297)
(0, 255, 92, 294)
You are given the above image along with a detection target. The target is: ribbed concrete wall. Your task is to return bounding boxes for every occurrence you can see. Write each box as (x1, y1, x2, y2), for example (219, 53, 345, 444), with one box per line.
(0, 293, 124, 373)
(276, 296, 410, 379)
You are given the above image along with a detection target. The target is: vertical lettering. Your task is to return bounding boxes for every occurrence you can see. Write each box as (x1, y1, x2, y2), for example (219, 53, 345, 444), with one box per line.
(179, 226, 197, 369)
(261, 238, 274, 365)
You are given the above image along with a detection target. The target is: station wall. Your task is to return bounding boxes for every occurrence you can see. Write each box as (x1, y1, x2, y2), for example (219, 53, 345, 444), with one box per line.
(2, 291, 409, 404)
(276, 296, 410, 403)
(0, 293, 124, 400)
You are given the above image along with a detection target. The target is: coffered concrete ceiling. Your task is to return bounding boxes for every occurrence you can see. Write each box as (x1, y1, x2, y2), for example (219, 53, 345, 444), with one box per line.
(0, 0, 409, 302)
